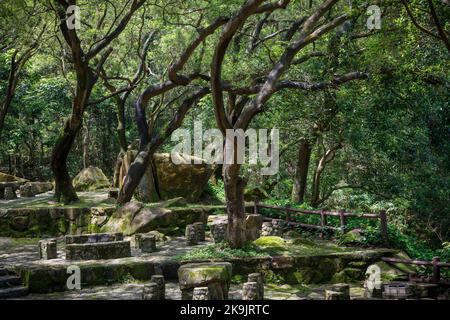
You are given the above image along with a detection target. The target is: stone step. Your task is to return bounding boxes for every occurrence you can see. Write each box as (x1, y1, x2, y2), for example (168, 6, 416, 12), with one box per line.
(0, 275, 22, 288)
(0, 286, 28, 299)
(0, 268, 7, 276)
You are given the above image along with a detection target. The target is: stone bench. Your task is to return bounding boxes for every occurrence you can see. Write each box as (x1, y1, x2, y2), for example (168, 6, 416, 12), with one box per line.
(65, 233, 124, 245)
(19, 182, 53, 198)
(65, 240, 131, 260)
(0, 182, 20, 199)
(178, 262, 232, 300)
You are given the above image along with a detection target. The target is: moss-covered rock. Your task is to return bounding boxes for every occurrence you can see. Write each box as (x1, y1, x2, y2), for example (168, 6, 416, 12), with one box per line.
(102, 202, 209, 236)
(73, 166, 110, 191)
(340, 229, 364, 245)
(178, 262, 232, 299)
(153, 153, 215, 202)
(253, 236, 287, 251)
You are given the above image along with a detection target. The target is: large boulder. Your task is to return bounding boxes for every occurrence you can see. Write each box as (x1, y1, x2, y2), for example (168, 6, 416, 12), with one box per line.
(120, 152, 215, 203)
(102, 201, 208, 236)
(0, 172, 27, 183)
(178, 262, 232, 300)
(73, 166, 110, 191)
(152, 153, 215, 202)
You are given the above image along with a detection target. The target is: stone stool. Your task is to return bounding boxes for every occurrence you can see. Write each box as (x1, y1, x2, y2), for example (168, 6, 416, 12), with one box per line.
(185, 224, 198, 246)
(4, 187, 17, 200)
(193, 222, 206, 242)
(38, 239, 57, 260)
(245, 214, 263, 241)
(248, 273, 264, 299)
(242, 282, 260, 300)
(142, 283, 159, 300)
(331, 284, 350, 300)
(211, 222, 228, 243)
(151, 275, 165, 300)
(178, 262, 232, 300)
(325, 290, 346, 300)
(141, 234, 157, 253)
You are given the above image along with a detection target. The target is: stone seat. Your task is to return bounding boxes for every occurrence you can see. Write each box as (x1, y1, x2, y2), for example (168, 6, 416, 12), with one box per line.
(65, 240, 131, 261)
(0, 182, 20, 199)
(65, 233, 124, 245)
(178, 262, 232, 300)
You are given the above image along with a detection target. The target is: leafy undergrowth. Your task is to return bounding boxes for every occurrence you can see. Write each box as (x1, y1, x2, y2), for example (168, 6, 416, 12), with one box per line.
(175, 237, 361, 261)
(175, 242, 268, 261)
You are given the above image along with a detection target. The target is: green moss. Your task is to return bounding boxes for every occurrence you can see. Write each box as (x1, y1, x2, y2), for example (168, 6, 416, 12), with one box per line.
(263, 270, 285, 284)
(253, 236, 287, 251)
(175, 242, 267, 261)
(231, 274, 246, 284)
(87, 224, 101, 234)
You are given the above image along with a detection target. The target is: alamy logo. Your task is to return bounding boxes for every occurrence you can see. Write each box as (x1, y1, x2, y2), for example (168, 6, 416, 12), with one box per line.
(66, 5, 81, 30)
(367, 5, 381, 30)
(66, 265, 81, 290)
(171, 121, 279, 175)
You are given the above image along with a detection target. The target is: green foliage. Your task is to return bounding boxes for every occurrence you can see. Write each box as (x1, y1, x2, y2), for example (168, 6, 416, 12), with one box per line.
(204, 180, 226, 204)
(175, 242, 267, 261)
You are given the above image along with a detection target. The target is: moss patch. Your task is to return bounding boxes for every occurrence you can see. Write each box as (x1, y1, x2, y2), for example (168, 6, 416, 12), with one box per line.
(253, 236, 287, 251)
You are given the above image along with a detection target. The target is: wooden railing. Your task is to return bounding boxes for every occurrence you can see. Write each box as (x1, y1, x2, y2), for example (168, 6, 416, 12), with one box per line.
(382, 257, 450, 285)
(253, 201, 389, 244)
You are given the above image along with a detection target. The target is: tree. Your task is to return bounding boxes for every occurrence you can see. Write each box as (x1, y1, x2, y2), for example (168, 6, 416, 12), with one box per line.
(51, 0, 145, 203)
(0, 1, 46, 139)
(401, 0, 450, 53)
(209, 0, 367, 248)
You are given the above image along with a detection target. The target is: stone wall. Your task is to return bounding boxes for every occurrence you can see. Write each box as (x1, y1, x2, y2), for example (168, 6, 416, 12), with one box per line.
(0, 207, 115, 238)
(65, 240, 131, 260)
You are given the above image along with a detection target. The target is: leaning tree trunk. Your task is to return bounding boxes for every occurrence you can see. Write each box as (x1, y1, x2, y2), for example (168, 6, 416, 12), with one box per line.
(117, 149, 153, 204)
(51, 117, 82, 203)
(291, 139, 312, 203)
(223, 163, 247, 249)
(112, 97, 128, 188)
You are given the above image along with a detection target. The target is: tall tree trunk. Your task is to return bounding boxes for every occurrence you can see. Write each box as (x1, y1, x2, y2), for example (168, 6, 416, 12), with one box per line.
(117, 149, 152, 203)
(51, 117, 82, 203)
(117, 97, 128, 153)
(51, 66, 93, 203)
(82, 116, 90, 168)
(223, 163, 247, 249)
(291, 139, 312, 203)
(112, 97, 128, 188)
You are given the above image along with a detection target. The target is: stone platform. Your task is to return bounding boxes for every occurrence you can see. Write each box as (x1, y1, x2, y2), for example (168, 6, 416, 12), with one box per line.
(1, 235, 397, 294)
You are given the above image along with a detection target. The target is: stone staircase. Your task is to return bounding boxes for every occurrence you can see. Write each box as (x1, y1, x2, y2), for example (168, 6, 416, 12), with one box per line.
(0, 266, 28, 299)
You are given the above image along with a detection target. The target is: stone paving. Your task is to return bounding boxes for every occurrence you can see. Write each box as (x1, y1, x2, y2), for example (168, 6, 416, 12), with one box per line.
(0, 236, 209, 266)
(14, 281, 366, 300)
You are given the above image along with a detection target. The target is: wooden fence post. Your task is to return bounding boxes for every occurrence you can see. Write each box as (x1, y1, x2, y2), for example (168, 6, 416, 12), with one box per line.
(379, 210, 388, 245)
(285, 205, 291, 224)
(432, 257, 441, 284)
(320, 209, 327, 239)
(254, 200, 259, 215)
(339, 210, 346, 233)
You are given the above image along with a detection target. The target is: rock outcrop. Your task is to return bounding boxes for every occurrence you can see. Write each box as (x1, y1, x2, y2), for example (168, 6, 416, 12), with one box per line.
(73, 166, 110, 191)
(0, 172, 28, 183)
(119, 152, 215, 203)
(102, 201, 209, 236)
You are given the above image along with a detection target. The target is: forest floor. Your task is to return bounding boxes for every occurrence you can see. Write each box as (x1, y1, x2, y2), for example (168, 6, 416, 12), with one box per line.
(15, 281, 367, 300)
(0, 235, 395, 300)
(0, 191, 114, 209)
